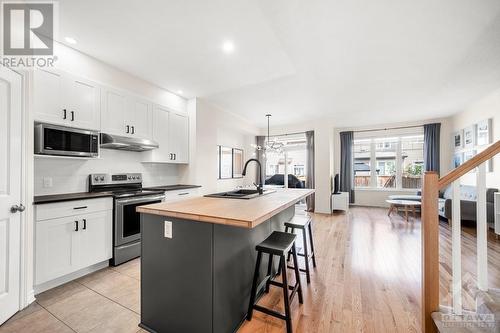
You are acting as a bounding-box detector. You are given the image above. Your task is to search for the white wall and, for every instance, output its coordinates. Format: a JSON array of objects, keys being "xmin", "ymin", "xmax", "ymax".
[
  {"xmin": 179, "ymin": 98, "xmax": 259, "ymax": 194},
  {"xmin": 333, "ymin": 118, "xmax": 452, "ymax": 207},
  {"xmin": 260, "ymin": 120, "xmax": 334, "ymax": 214},
  {"xmin": 33, "ymin": 43, "xmax": 187, "ymax": 195},
  {"xmin": 448, "ymin": 87, "xmax": 500, "ymax": 188}
]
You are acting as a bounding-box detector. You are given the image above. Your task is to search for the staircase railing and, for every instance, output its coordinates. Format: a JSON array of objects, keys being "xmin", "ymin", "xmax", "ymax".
[{"xmin": 421, "ymin": 140, "xmax": 500, "ymax": 332}]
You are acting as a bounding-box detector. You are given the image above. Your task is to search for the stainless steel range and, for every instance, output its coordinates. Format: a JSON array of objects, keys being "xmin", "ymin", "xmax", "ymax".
[{"xmin": 89, "ymin": 173, "xmax": 165, "ymax": 265}]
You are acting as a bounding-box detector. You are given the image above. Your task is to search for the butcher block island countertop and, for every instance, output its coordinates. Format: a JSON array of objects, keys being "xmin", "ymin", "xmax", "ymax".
[{"xmin": 136, "ymin": 188, "xmax": 314, "ymax": 228}]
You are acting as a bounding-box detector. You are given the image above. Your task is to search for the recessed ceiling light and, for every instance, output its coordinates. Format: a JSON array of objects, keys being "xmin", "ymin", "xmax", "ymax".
[
  {"xmin": 222, "ymin": 40, "xmax": 235, "ymax": 54},
  {"xmin": 177, "ymin": 90, "xmax": 183, "ymax": 95},
  {"xmin": 64, "ymin": 37, "xmax": 77, "ymax": 45}
]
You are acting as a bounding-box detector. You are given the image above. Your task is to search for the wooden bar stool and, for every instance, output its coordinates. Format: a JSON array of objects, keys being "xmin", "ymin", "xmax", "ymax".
[
  {"xmin": 247, "ymin": 231, "xmax": 303, "ymax": 333},
  {"xmin": 281, "ymin": 215, "xmax": 317, "ymax": 283}
]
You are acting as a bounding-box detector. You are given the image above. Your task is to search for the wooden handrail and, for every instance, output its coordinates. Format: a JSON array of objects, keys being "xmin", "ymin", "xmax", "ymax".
[{"xmin": 438, "ymin": 140, "xmax": 500, "ymax": 189}]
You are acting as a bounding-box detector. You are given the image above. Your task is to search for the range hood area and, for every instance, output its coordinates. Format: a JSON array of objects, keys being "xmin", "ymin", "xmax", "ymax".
[{"xmin": 100, "ymin": 133, "xmax": 159, "ymax": 152}]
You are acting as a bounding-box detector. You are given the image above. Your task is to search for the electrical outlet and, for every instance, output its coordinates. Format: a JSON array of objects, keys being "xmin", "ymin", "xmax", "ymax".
[
  {"xmin": 164, "ymin": 221, "xmax": 172, "ymax": 239},
  {"xmin": 43, "ymin": 177, "xmax": 53, "ymax": 188}
]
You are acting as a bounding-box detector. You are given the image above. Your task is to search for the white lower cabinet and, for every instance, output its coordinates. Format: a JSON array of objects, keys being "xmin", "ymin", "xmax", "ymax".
[{"xmin": 35, "ymin": 198, "xmax": 112, "ymax": 286}]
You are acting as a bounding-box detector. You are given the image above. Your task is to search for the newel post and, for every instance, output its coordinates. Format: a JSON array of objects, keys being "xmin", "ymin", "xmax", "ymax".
[{"xmin": 421, "ymin": 171, "xmax": 439, "ymax": 333}]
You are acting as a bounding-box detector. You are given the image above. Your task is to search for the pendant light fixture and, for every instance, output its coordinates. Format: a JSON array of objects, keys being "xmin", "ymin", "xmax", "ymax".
[{"xmin": 253, "ymin": 114, "xmax": 285, "ymax": 155}]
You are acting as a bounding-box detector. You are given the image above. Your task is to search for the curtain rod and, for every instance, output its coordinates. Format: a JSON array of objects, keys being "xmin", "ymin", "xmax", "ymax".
[
  {"xmin": 351, "ymin": 124, "xmax": 423, "ymax": 134},
  {"xmin": 260, "ymin": 131, "xmax": 307, "ymax": 138}
]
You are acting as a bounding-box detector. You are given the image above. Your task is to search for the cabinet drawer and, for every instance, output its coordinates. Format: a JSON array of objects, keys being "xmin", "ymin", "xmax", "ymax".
[
  {"xmin": 164, "ymin": 189, "xmax": 199, "ymax": 202},
  {"xmin": 36, "ymin": 197, "xmax": 113, "ymax": 221}
]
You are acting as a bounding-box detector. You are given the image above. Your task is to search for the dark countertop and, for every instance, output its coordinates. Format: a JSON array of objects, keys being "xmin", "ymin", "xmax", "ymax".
[
  {"xmin": 143, "ymin": 185, "xmax": 201, "ymax": 191},
  {"xmin": 33, "ymin": 192, "xmax": 114, "ymax": 205}
]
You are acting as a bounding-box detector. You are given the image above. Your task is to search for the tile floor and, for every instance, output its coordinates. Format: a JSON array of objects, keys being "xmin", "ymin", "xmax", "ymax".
[{"xmin": 0, "ymin": 258, "xmax": 146, "ymax": 333}]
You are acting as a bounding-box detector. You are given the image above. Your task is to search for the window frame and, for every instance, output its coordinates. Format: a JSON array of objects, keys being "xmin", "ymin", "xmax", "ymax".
[{"xmin": 353, "ymin": 132, "xmax": 424, "ymax": 191}]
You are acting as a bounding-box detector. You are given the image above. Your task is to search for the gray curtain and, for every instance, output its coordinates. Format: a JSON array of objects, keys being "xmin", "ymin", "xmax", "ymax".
[
  {"xmin": 424, "ymin": 123, "xmax": 441, "ymax": 175},
  {"xmin": 255, "ymin": 136, "xmax": 266, "ymax": 184},
  {"xmin": 340, "ymin": 131, "xmax": 355, "ymax": 203},
  {"xmin": 305, "ymin": 131, "xmax": 315, "ymax": 212}
]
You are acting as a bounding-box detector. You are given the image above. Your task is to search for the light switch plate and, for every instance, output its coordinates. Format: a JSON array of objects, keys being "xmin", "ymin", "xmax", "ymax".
[{"xmin": 164, "ymin": 221, "xmax": 172, "ymax": 239}]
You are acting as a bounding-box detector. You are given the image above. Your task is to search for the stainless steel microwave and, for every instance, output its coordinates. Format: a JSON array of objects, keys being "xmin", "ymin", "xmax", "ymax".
[{"xmin": 34, "ymin": 123, "xmax": 99, "ymax": 157}]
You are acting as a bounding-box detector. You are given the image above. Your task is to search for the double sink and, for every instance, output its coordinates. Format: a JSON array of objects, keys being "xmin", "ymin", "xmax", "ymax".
[{"xmin": 205, "ymin": 189, "xmax": 275, "ymax": 200}]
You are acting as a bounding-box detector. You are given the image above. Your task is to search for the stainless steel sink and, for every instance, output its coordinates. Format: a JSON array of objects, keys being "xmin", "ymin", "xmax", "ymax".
[{"xmin": 204, "ymin": 189, "xmax": 275, "ymax": 199}]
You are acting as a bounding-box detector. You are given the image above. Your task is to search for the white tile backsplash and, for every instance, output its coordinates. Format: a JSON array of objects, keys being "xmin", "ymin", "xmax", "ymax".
[{"xmin": 34, "ymin": 149, "xmax": 180, "ymax": 195}]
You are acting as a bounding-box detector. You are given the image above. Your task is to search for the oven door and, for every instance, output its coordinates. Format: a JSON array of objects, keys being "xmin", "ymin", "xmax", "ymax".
[{"xmin": 114, "ymin": 195, "xmax": 165, "ymax": 246}]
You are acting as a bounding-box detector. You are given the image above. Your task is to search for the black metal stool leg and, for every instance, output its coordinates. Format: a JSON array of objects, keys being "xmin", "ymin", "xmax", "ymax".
[
  {"xmin": 308, "ymin": 222, "xmax": 317, "ymax": 267},
  {"xmin": 265, "ymin": 254, "xmax": 273, "ymax": 293},
  {"xmin": 247, "ymin": 251, "xmax": 262, "ymax": 321},
  {"xmin": 291, "ymin": 245, "xmax": 303, "ymax": 304},
  {"xmin": 302, "ymin": 228, "xmax": 311, "ymax": 283},
  {"xmin": 280, "ymin": 254, "xmax": 292, "ymax": 333}
]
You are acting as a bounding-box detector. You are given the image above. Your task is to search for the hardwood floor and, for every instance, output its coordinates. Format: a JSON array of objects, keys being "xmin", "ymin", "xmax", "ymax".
[{"xmin": 1, "ymin": 206, "xmax": 499, "ymax": 333}]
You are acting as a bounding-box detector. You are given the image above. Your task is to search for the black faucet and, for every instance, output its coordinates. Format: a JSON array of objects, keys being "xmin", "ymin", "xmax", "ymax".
[{"xmin": 242, "ymin": 158, "xmax": 263, "ymax": 195}]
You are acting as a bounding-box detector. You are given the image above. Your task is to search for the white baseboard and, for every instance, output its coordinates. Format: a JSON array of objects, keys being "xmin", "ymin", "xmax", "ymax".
[{"xmin": 34, "ymin": 261, "xmax": 109, "ymax": 295}]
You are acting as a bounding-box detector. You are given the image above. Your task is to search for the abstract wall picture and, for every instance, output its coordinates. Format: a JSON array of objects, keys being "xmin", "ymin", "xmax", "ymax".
[
  {"xmin": 476, "ymin": 119, "xmax": 491, "ymax": 146},
  {"xmin": 463, "ymin": 126, "xmax": 475, "ymax": 149},
  {"xmin": 453, "ymin": 131, "xmax": 463, "ymax": 150}
]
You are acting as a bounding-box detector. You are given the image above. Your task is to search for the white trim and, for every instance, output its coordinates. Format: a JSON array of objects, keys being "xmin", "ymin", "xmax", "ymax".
[
  {"xmin": 476, "ymin": 163, "xmax": 488, "ymax": 291},
  {"xmin": 451, "ymin": 180, "xmax": 462, "ymax": 315},
  {"xmin": 34, "ymin": 261, "xmax": 109, "ymax": 295}
]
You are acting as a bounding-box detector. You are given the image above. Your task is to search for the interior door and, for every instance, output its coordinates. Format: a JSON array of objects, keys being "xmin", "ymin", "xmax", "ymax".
[{"xmin": 0, "ymin": 67, "xmax": 22, "ymax": 324}]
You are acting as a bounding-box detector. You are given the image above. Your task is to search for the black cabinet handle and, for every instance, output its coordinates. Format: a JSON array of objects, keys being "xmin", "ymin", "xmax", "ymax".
[
  {"xmin": 74, "ymin": 220, "xmax": 79, "ymax": 232},
  {"xmin": 82, "ymin": 219, "xmax": 87, "ymax": 230},
  {"xmin": 174, "ymin": 153, "xmax": 176, "ymax": 160},
  {"xmin": 73, "ymin": 206, "xmax": 87, "ymax": 210},
  {"xmin": 131, "ymin": 126, "xmax": 135, "ymax": 134},
  {"xmin": 63, "ymin": 109, "xmax": 67, "ymax": 119},
  {"xmin": 126, "ymin": 125, "xmax": 130, "ymax": 133},
  {"xmin": 178, "ymin": 192, "xmax": 189, "ymax": 196},
  {"xmin": 71, "ymin": 111, "xmax": 75, "ymax": 121}
]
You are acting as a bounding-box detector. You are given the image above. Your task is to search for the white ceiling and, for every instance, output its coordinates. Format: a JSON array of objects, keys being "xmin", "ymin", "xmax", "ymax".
[{"xmin": 59, "ymin": 0, "xmax": 500, "ymax": 127}]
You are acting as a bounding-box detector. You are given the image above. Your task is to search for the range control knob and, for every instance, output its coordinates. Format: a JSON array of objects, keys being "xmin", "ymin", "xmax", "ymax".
[
  {"xmin": 94, "ymin": 176, "xmax": 99, "ymax": 182},
  {"xmin": 100, "ymin": 176, "xmax": 105, "ymax": 181}
]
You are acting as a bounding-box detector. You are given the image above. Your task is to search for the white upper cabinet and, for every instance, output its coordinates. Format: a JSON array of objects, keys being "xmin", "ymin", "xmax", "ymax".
[
  {"xmin": 33, "ymin": 68, "xmax": 100, "ymax": 130},
  {"xmin": 169, "ymin": 112, "xmax": 189, "ymax": 163},
  {"xmin": 126, "ymin": 97, "xmax": 152, "ymax": 139},
  {"xmin": 101, "ymin": 87, "xmax": 152, "ymax": 139},
  {"xmin": 33, "ymin": 69, "xmax": 67, "ymax": 126},
  {"xmin": 67, "ymin": 75, "xmax": 100, "ymax": 130},
  {"xmin": 101, "ymin": 88, "xmax": 127, "ymax": 136},
  {"xmin": 144, "ymin": 106, "xmax": 189, "ymax": 163}
]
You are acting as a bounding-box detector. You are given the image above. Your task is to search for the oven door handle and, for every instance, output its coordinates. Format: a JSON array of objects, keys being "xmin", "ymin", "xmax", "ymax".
[{"xmin": 115, "ymin": 195, "xmax": 165, "ymax": 205}]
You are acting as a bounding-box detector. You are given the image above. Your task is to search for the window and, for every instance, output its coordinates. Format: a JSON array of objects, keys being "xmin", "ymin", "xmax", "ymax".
[{"xmin": 353, "ymin": 133, "xmax": 424, "ymax": 190}]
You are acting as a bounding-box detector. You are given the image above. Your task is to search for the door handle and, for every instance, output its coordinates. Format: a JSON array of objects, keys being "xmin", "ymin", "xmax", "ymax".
[
  {"xmin": 10, "ymin": 204, "xmax": 25, "ymax": 213},
  {"xmin": 82, "ymin": 219, "xmax": 87, "ymax": 230},
  {"xmin": 71, "ymin": 111, "xmax": 75, "ymax": 121},
  {"xmin": 126, "ymin": 125, "xmax": 130, "ymax": 133},
  {"xmin": 174, "ymin": 153, "xmax": 176, "ymax": 160},
  {"xmin": 63, "ymin": 109, "xmax": 67, "ymax": 119},
  {"xmin": 169, "ymin": 153, "xmax": 172, "ymax": 160},
  {"xmin": 73, "ymin": 206, "xmax": 88, "ymax": 210},
  {"xmin": 131, "ymin": 126, "xmax": 135, "ymax": 134},
  {"xmin": 74, "ymin": 220, "xmax": 79, "ymax": 232}
]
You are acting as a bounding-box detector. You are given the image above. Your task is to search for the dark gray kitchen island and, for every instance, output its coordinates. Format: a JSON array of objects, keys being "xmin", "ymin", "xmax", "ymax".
[{"xmin": 136, "ymin": 189, "xmax": 314, "ymax": 333}]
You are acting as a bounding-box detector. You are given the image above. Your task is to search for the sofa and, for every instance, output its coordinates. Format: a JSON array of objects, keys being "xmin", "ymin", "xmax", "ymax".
[{"xmin": 439, "ymin": 185, "xmax": 498, "ymax": 224}]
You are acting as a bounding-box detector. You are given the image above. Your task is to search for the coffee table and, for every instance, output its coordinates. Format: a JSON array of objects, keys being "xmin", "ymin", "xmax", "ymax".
[{"xmin": 386, "ymin": 199, "xmax": 421, "ymax": 222}]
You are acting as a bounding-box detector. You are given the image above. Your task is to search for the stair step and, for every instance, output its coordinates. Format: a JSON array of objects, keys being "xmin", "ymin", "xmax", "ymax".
[{"xmin": 477, "ymin": 289, "xmax": 500, "ymax": 318}]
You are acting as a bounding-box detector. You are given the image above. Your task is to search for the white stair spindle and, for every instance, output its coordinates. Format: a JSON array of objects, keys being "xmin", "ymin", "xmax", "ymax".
[
  {"xmin": 452, "ymin": 179, "xmax": 462, "ymax": 314},
  {"xmin": 476, "ymin": 163, "xmax": 488, "ymax": 291}
]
